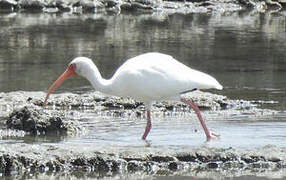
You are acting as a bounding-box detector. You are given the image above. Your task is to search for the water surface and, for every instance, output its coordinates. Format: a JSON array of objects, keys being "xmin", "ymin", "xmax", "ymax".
[
  {"xmin": 1, "ymin": 10, "xmax": 286, "ymax": 146},
  {"xmin": 1, "ymin": 10, "xmax": 286, "ymax": 179},
  {"xmin": 1, "ymin": 11, "xmax": 286, "ymax": 109}
]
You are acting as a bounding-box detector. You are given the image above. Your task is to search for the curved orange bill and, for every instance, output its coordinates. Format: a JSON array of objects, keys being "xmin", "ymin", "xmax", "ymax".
[{"xmin": 43, "ymin": 65, "xmax": 77, "ymax": 106}]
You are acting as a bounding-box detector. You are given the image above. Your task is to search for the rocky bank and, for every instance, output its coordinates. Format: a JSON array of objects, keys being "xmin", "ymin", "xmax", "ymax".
[
  {"xmin": 0, "ymin": 0, "xmax": 285, "ymax": 14},
  {"xmin": 0, "ymin": 143, "xmax": 286, "ymax": 179},
  {"xmin": 0, "ymin": 91, "xmax": 284, "ymax": 179}
]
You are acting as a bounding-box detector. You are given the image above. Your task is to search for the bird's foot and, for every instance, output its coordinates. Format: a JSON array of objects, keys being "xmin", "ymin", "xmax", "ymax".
[
  {"xmin": 142, "ymin": 139, "xmax": 151, "ymax": 147},
  {"xmin": 206, "ymin": 131, "xmax": 220, "ymax": 141}
]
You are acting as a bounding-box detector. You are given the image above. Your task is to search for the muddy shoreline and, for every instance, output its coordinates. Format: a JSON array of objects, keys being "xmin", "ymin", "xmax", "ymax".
[
  {"xmin": 0, "ymin": 0, "xmax": 285, "ymax": 14},
  {"xmin": 0, "ymin": 91, "xmax": 284, "ymax": 178},
  {"xmin": 1, "ymin": 143, "xmax": 286, "ymax": 179}
]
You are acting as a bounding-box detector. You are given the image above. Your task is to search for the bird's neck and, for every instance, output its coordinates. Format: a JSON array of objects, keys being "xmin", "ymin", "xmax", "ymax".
[{"xmin": 86, "ymin": 65, "xmax": 113, "ymax": 95}]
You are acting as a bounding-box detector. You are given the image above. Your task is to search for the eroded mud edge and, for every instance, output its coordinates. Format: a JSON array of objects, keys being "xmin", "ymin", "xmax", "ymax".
[
  {"xmin": 0, "ymin": 0, "xmax": 285, "ymax": 14},
  {"xmin": 0, "ymin": 91, "xmax": 284, "ymax": 178},
  {"xmin": 0, "ymin": 143, "xmax": 286, "ymax": 178},
  {"xmin": 0, "ymin": 90, "xmax": 278, "ymax": 135},
  {"xmin": 0, "ymin": 90, "xmax": 277, "ymax": 119}
]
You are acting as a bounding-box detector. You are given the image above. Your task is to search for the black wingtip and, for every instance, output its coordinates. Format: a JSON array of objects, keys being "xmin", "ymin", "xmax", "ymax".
[{"xmin": 180, "ymin": 88, "xmax": 198, "ymax": 95}]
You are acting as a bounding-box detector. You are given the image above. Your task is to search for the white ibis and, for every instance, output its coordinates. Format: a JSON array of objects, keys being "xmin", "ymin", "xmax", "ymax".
[{"xmin": 43, "ymin": 52, "xmax": 223, "ymax": 141}]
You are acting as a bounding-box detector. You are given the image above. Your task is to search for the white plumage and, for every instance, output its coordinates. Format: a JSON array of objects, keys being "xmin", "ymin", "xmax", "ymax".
[{"xmin": 44, "ymin": 52, "xmax": 222, "ymax": 141}]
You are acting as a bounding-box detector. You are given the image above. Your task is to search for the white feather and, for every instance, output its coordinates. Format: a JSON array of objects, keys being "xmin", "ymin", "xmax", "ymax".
[{"xmin": 72, "ymin": 52, "xmax": 223, "ymax": 102}]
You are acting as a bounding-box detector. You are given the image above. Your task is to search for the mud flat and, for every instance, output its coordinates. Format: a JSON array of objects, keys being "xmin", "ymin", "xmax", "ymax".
[
  {"xmin": 0, "ymin": 90, "xmax": 276, "ymax": 118},
  {"xmin": 0, "ymin": 0, "xmax": 285, "ymax": 14},
  {"xmin": 0, "ymin": 143, "xmax": 286, "ymax": 179},
  {"xmin": 0, "ymin": 91, "xmax": 284, "ymax": 178},
  {"xmin": 0, "ymin": 90, "xmax": 278, "ymax": 139}
]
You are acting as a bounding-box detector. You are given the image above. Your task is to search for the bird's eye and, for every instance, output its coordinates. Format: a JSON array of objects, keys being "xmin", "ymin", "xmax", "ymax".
[{"xmin": 70, "ymin": 63, "xmax": 76, "ymax": 71}]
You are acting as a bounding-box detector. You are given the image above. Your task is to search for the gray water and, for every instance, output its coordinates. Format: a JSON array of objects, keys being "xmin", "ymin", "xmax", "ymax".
[
  {"xmin": 1, "ymin": 10, "xmax": 286, "ymax": 179},
  {"xmin": 1, "ymin": 11, "xmax": 286, "ymax": 109}
]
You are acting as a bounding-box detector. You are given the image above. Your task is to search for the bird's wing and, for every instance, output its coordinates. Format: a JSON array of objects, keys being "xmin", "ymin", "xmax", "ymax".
[{"xmin": 109, "ymin": 52, "xmax": 222, "ymax": 101}]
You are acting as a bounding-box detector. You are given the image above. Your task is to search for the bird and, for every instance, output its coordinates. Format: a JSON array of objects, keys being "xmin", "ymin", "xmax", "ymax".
[{"xmin": 43, "ymin": 52, "xmax": 223, "ymax": 141}]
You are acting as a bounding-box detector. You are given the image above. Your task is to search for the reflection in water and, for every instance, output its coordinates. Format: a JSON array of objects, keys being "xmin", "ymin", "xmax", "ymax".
[
  {"xmin": 64, "ymin": 111, "xmax": 286, "ymax": 148},
  {"xmin": 0, "ymin": 11, "xmax": 286, "ymax": 110},
  {"xmin": 0, "ymin": 11, "xmax": 286, "ymax": 136},
  {"xmin": 0, "ymin": 133, "xmax": 66, "ymax": 144},
  {"xmin": 1, "ymin": 11, "xmax": 286, "ymax": 179}
]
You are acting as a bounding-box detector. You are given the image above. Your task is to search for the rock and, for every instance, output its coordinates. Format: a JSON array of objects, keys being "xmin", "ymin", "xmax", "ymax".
[
  {"xmin": 168, "ymin": 161, "xmax": 178, "ymax": 170},
  {"xmin": 43, "ymin": 7, "xmax": 59, "ymax": 13},
  {"xmin": 130, "ymin": 1, "xmax": 154, "ymax": 10},
  {"xmin": 0, "ymin": 144, "xmax": 285, "ymax": 178},
  {"xmin": 149, "ymin": 155, "xmax": 175, "ymax": 162},
  {"xmin": 0, "ymin": 0, "xmax": 284, "ymax": 13},
  {"xmin": 55, "ymin": 0, "xmax": 72, "ymax": 11},
  {"xmin": 207, "ymin": 162, "xmax": 219, "ymax": 168},
  {"xmin": 18, "ymin": 0, "xmax": 46, "ymax": 10},
  {"xmin": 0, "ymin": 0, "xmax": 17, "ymax": 9},
  {"xmin": 0, "ymin": 90, "xmax": 278, "ymax": 122},
  {"xmin": 0, "ymin": 129, "xmax": 25, "ymax": 138},
  {"xmin": 6, "ymin": 105, "xmax": 83, "ymax": 136},
  {"xmin": 76, "ymin": 0, "xmax": 104, "ymax": 11},
  {"xmin": 176, "ymin": 154, "xmax": 198, "ymax": 162}
]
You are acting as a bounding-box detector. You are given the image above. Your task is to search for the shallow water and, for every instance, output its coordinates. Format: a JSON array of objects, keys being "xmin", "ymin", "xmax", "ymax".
[
  {"xmin": 62, "ymin": 112, "xmax": 286, "ymax": 149},
  {"xmin": 1, "ymin": 10, "xmax": 286, "ymax": 179},
  {"xmin": 1, "ymin": 110, "xmax": 286, "ymax": 149}
]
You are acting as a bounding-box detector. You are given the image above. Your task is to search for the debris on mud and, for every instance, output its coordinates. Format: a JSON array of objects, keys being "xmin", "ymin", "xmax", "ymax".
[
  {"xmin": 0, "ymin": 90, "xmax": 276, "ymax": 133},
  {"xmin": 6, "ymin": 105, "xmax": 83, "ymax": 136},
  {"xmin": 0, "ymin": 143, "xmax": 286, "ymax": 178},
  {"xmin": 0, "ymin": 90, "xmax": 276, "ymax": 120},
  {"xmin": 0, "ymin": 0, "xmax": 285, "ymax": 14},
  {"xmin": 0, "ymin": 90, "xmax": 282, "ymax": 178}
]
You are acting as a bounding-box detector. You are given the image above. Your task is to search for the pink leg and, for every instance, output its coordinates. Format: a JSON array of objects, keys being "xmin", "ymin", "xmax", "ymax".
[
  {"xmin": 142, "ymin": 110, "xmax": 151, "ymax": 140},
  {"xmin": 181, "ymin": 98, "xmax": 219, "ymax": 141}
]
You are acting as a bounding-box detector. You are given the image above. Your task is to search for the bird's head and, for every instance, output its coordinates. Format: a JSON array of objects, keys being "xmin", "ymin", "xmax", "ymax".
[
  {"xmin": 69, "ymin": 57, "xmax": 95, "ymax": 77},
  {"xmin": 43, "ymin": 57, "xmax": 94, "ymax": 106}
]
